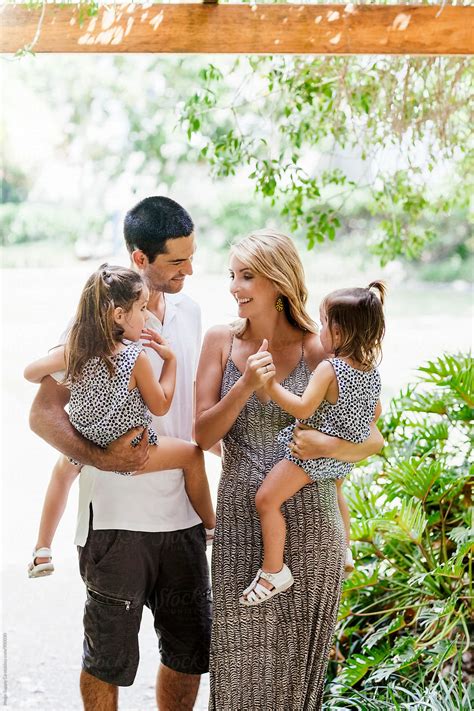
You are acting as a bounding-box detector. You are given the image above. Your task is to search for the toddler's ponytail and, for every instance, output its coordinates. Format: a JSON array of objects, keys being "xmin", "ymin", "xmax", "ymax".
[{"xmin": 367, "ymin": 280, "xmax": 387, "ymax": 306}]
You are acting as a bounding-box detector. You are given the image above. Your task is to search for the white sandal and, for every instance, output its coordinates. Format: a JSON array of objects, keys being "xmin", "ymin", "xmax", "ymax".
[
  {"xmin": 28, "ymin": 548, "xmax": 54, "ymax": 578},
  {"xmin": 239, "ymin": 564, "xmax": 294, "ymax": 606}
]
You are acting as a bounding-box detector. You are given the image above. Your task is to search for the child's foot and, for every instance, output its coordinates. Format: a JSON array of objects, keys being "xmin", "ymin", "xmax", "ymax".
[
  {"xmin": 28, "ymin": 548, "xmax": 54, "ymax": 578},
  {"xmin": 344, "ymin": 548, "xmax": 355, "ymax": 577},
  {"xmin": 239, "ymin": 564, "xmax": 294, "ymax": 606}
]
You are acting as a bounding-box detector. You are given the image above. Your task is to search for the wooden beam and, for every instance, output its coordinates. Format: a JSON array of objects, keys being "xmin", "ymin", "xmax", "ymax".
[{"xmin": 1, "ymin": 4, "xmax": 473, "ymax": 55}]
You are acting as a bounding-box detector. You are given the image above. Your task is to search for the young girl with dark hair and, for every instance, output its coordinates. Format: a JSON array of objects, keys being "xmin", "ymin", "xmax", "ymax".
[
  {"xmin": 240, "ymin": 282, "xmax": 386, "ymax": 605},
  {"xmin": 25, "ymin": 263, "xmax": 215, "ymax": 578}
]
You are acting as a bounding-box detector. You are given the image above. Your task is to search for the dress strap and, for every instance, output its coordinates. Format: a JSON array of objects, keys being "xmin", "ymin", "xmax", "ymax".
[
  {"xmin": 301, "ymin": 331, "xmax": 306, "ymax": 358},
  {"xmin": 222, "ymin": 331, "xmax": 235, "ymax": 373}
]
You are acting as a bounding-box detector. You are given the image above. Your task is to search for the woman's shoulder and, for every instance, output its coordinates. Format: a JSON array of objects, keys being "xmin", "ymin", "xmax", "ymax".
[
  {"xmin": 202, "ymin": 324, "xmax": 233, "ymax": 358},
  {"xmin": 200, "ymin": 324, "xmax": 234, "ymax": 372},
  {"xmin": 304, "ymin": 331, "xmax": 325, "ymax": 370},
  {"xmin": 203, "ymin": 323, "xmax": 233, "ymax": 343}
]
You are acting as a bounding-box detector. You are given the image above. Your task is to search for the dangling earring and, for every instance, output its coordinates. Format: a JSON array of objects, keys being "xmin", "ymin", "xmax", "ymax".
[{"xmin": 275, "ymin": 296, "xmax": 284, "ymax": 312}]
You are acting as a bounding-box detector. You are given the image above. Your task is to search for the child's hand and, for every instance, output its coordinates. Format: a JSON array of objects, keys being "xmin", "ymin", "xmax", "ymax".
[
  {"xmin": 263, "ymin": 370, "xmax": 276, "ymax": 392},
  {"xmin": 141, "ymin": 328, "xmax": 175, "ymax": 361}
]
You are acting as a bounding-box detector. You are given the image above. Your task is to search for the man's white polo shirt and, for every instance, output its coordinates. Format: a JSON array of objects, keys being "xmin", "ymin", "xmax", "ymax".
[{"xmin": 73, "ymin": 292, "xmax": 202, "ymax": 546}]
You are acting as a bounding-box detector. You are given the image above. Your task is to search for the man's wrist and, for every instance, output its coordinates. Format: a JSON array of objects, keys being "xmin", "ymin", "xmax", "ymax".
[{"xmin": 86, "ymin": 442, "xmax": 109, "ymax": 470}]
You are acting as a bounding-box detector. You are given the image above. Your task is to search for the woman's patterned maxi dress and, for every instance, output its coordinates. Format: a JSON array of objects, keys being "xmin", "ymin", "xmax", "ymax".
[{"xmin": 209, "ymin": 341, "xmax": 346, "ymax": 710}]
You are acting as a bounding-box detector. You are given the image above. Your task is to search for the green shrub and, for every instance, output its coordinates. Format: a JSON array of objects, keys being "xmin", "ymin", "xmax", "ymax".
[
  {"xmin": 324, "ymin": 673, "xmax": 472, "ymax": 710},
  {"xmin": 327, "ymin": 353, "xmax": 473, "ymax": 699},
  {"xmin": 0, "ymin": 203, "xmax": 103, "ymax": 246}
]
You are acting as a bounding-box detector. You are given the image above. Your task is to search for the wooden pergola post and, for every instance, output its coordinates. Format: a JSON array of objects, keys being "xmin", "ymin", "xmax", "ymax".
[{"xmin": 1, "ymin": 4, "xmax": 473, "ymax": 55}]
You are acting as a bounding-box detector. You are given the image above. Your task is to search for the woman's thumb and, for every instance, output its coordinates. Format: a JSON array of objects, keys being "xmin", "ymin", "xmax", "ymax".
[{"xmin": 258, "ymin": 338, "xmax": 268, "ymax": 352}]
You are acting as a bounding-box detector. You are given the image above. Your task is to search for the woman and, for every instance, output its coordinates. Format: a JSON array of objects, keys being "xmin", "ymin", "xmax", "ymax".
[{"xmin": 195, "ymin": 230, "xmax": 377, "ymax": 709}]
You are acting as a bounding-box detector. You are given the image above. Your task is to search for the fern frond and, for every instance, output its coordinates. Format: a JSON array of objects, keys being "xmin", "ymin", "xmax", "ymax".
[
  {"xmin": 448, "ymin": 524, "xmax": 474, "ymax": 546},
  {"xmin": 376, "ymin": 499, "xmax": 427, "ymax": 544},
  {"xmin": 418, "ymin": 352, "xmax": 474, "ymax": 407},
  {"xmin": 384, "ymin": 456, "xmax": 444, "ymax": 501},
  {"xmin": 342, "ymin": 567, "xmax": 379, "ymax": 595},
  {"xmin": 425, "ymin": 639, "xmax": 462, "ymax": 677}
]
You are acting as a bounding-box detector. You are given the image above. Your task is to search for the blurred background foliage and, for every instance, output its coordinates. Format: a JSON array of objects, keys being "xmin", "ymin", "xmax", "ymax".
[{"xmin": 1, "ymin": 54, "xmax": 473, "ymax": 281}]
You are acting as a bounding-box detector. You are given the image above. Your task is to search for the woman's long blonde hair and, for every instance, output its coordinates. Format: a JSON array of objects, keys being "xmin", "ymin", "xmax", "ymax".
[{"xmin": 230, "ymin": 229, "xmax": 316, "ymax": 336}]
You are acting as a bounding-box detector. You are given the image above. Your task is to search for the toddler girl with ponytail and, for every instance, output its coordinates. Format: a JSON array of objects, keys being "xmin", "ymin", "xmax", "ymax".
[{"xmin": 240, "ymin": 282, "xmax": 386, "ymax": 606}]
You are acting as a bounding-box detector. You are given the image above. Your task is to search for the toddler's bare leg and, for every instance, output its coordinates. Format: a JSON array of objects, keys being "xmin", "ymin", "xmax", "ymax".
[
  {"xmin": 35, "ymin": 455, "xmax": 81, "ymax": 562},
  {"xmin": 336, "ymin": 479, "xmax": 354, "ymax": 573},
  {"xmin": 142, "ymin": 439, "xmax": 215, "ymax": 530},
  {"xmin": 255, "ymin": 460, "xmax": 311, "ymax": 577},
  {"xmin": 336, "ymin": 479, "xmax": 351, "ymax": 546}
]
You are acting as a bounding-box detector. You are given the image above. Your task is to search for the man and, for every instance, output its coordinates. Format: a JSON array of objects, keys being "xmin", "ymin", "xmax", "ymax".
[{"xmin": 29, "ymin": 196, "xmax": 211, "ymax": 711}]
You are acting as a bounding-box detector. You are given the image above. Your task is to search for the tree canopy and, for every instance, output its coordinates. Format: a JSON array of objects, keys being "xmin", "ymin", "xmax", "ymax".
[
  {"xmin": 181, "ymin": 56, "xmax": 473, "ymax": 266},
  {"xmin": 2, "ymin": 53, "xmax": 473, "ymax": 278}
]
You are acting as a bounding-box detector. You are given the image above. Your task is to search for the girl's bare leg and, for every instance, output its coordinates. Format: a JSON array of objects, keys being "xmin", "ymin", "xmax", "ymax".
[
  {"xmin": 336, "ymin": 479, "xmax": 354, "ymax": 572},
  {"xmin": 34, "ymin": 455, "xmax": 81, "ymax": 563},
  {"xmin": 336, "ymin": 479, "xmax": 351, "ymax": 546},
  {"xmin": 141, "ymin": 438, "xmax": 215, "ymax": 530},
  {"xmin": 255, "ymin": 460, "xmax": 311, "ymax": 580}
]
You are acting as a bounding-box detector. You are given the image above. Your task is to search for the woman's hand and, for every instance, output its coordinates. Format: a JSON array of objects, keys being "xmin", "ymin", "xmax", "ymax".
[
  {"xmin": 289, "ymin": 422, "xmax": 320, "ymax": 460},
  {"xmin": 290, "ymin": 421, "xmax": 384, "ymax": 462},
  {"xmin": 242, "ymin": 339, "xmax": 275, "ymax": 392},
  {"xmin": 141, "ymin": 328, "xmax": 175, "ymax": 362}
]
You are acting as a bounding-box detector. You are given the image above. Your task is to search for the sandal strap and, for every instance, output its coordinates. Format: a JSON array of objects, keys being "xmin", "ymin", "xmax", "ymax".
[
  {"xmin": 246, "ymin": 583, "xmax": 273, "ymax": 603},
  {"xmin": 254, "ymin": 583, "xmax": 273, "ymax": 599},
  {"xmin": 259, "ymin": 570, "xmax": 278, "ymax": 584},
  {"xmin": 259, "ymin": 566, "xmax": 288, "ymax": 586},
  {"xmin": 32, "ymin": 547, "xmax": 52, "ymax": 558},
  {"xmin": 241, "ymin": 569, "xmax": 263, "ymax": 597}
]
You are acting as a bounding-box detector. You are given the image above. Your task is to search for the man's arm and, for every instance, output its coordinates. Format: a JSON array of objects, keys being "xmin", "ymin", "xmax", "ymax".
[
  {"xmin": 29, "ymin": 376, "xmax": 150, "ymax": 472},
  {"xmin": 292, "ymin": 421, "xmax": 384, "ymax": 463}
]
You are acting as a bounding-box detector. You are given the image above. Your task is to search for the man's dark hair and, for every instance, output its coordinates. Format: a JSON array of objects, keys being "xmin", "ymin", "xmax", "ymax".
[{"xmin": 124, "ymin": 196, "xmax": 194, "ymax": 263}]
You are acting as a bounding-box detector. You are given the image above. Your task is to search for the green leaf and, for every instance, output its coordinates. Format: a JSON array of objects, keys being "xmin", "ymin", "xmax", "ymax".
[
  {"xmin": 364, "ymin": 615, "xmax": 406, "ymax": 650},
  {"xmin": 375, "ymin": 499, "xmax": 427, "ymax": 545},
  {"xmin": 418, "ymin": 352, "xmax": 474, "ymax": 407},
  {"xmin": 384, "ymin": 456, "xmax": 444, "ymax": 502},
  {"xmin": 335, "ymin": 644, "xmax": 391, "ymax": 687}
]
